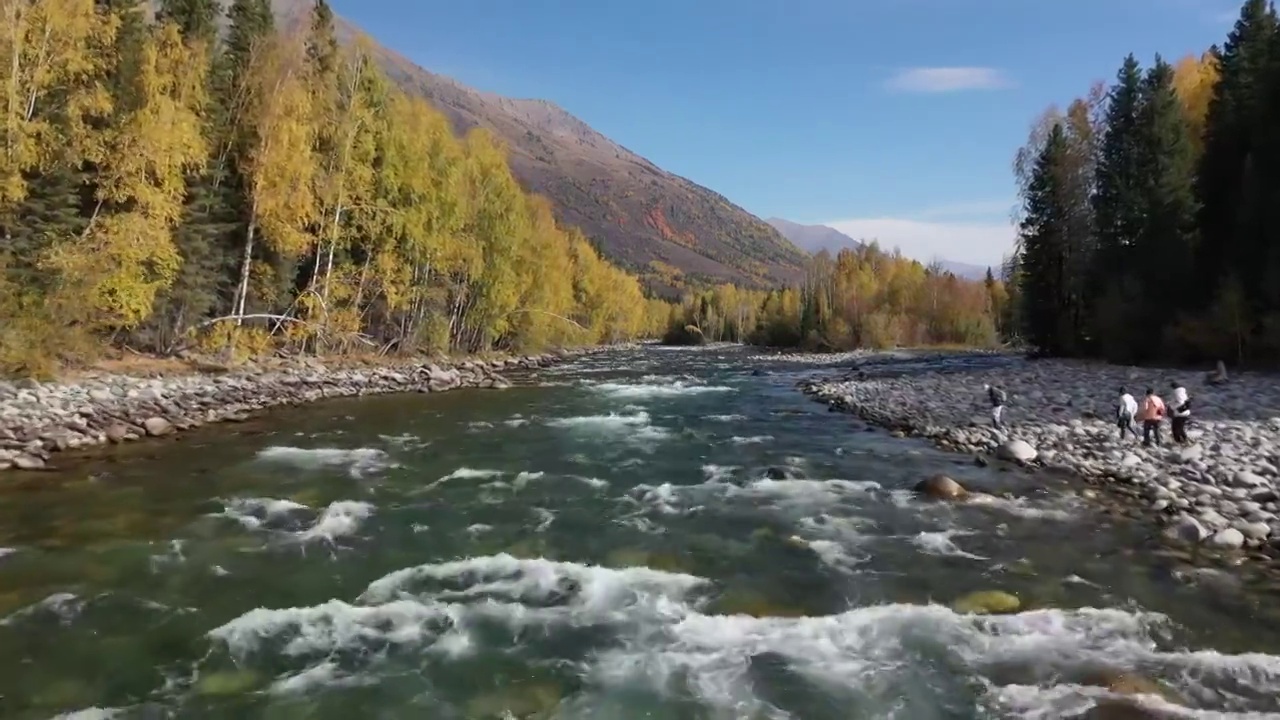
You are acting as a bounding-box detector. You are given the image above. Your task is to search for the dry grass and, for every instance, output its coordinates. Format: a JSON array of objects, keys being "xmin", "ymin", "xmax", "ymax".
[{"xmin": 59, "ymin": 350, "xmax": 203, "ymax": 382}]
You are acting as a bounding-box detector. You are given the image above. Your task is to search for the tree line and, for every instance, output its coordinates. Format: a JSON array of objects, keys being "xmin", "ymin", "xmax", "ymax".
[
  {"xmin": 0, "ymin": 0, "xmax": 668, "ymax": 377},
  {"xmin": 1012, "ymin": 0, "xmax": 1280, "ymax": 366},
  {"xmin": 664, "ymin": 242, "xmax": 1007, "ymax": 350}
]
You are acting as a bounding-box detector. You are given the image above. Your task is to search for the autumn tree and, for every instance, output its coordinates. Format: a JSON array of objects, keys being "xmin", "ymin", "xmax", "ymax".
[
  {"xmin": 1172, "ymin": 51, "xmax": 1220, "ymax": 157},
  {"xmin": 0, "ymin": 0, "xmax": 670, "ymax": 375},
  {"xmin": 43, "ymin": 20, "xmax": 210, "ymax": 331}
]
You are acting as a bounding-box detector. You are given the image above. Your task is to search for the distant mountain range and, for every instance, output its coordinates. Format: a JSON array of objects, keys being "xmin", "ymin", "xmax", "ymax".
[{"xmin": 765, "ymin": 218, "xmax": 992, "ymax": 281}]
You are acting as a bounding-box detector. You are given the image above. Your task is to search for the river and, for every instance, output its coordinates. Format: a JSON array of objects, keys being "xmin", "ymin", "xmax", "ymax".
[{"xmin": 1, "ymin": 346, "xmax": 1278, "ymax": 719}]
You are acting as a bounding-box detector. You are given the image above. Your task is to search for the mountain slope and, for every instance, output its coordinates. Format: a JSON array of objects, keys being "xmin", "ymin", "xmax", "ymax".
[
  {"xmin": 766, "ymin": 218, "xmax": 863, "ymax": 254},
  {"xmin": 264, "ymin": 0, "xmax": 808, "ymax": 295},
  {"xmin": 934, "ymin": 260, "xmax": 992, "ymax": 281},
  {"xmin": 768, "ymin": 218, "xmax": 992, "ymax": 280}
]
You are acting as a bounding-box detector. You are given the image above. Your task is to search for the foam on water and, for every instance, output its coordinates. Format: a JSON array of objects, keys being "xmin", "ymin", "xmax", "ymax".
[
  {"xmin": 422, "ymin": 467, "xmax": 505, "ymax": 492},
  {"xmin": 588, "ymin": 378, "xmax": 735, "ymax": 399},
  {"xmin": 255, "ymin": 446, "xmax": 394, "ymax": 479},
  {"xmin": 730, "ymin": 435, "xmax": 774, "ymax": 444},
  {"xmin": 546, "ymin": 410, "xmax": 672, "ymax": 444},
  {"xmin": 1, "ymin": 592, "xmax": 86, "ymax": 627},
  {"xmin": 48, "ymin": 709, "xmax": 122, "ymax": 720},
  {"xmin": 213, "ymin": 497, "xmax": 374, "ymax": 545},
  {"xmin": 512, "ymin": 471, "xmax": 546, "ymax": 489},
  {"xmin": 203, "ymin": 553, "xmax": 1280, "ymax": 717},
  {"xmin": 378, "ymin": 433, "xmax": 429, "ymax": 450},
  {"xmin": 701, "ymin": 464, "xmax": 738, "ymax": 482},
  {"xmin": 911, "ymin": 530, "xmax": 988, "ymax": 560},
  {"xmin": 216, "ymin": 497, "xmax": 309, "ymax": 530},
  {"xmin": 297, "ymin": 501, "xmax": 375, "ymax": 542}
]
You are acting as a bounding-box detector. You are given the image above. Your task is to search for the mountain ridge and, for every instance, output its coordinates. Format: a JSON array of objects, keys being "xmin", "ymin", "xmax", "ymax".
[
  {"xmin": 766, "ymin": 218, "xmax": 992, "ymax": 281},
  {"xmin": 264, "ymin": 0, "xmax": 809, "ymax": 296}
]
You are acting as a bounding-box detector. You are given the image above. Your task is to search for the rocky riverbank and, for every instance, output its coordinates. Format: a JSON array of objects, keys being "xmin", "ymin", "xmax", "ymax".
[
  {"xmin": 0, "ymin": 349, "xmax": 595, "ymax": 472},
  {"xmin": 801, "ymin": 354, "xmax": 1280, "ymax": 556},
  {"xmin": 747, "ymin": 347, "xmax": 1003, "ymax": 367}
]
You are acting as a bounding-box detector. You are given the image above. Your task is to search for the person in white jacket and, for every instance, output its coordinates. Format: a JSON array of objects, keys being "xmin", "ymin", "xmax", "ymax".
[
  {"xmin": 1169, "ymin": 380, "xmax": 1191, "ymax": 444},
  {"xmin": 1116, "ymin": 386, "xmax": 1139, "ymax": 440}
]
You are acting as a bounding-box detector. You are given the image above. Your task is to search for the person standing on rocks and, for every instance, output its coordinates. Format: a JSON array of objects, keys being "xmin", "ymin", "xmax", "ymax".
[
  {"xmin": 983, "ymin": 383, "xmax": 1007, "ymax": 429},
  {"xmin": 1139, "ymin": 387, "xmax": 1166, "ymax": 447},
  {"xmin": 1116, "ymin": 386, "xmax": 1139, "ymax": 440},
  {"xmin": 1169, "ymin": 380, "xmax": 1192, "ymax": 445}
]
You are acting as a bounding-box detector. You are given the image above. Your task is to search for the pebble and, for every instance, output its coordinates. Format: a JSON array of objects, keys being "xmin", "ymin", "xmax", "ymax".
[
  {"xmin": 0, "ymin": 349, "xmax": 597, "ymax": 472},
  {"xmin": 799, "ymin": 352, "xmax": 1280, "ymax": 561}
]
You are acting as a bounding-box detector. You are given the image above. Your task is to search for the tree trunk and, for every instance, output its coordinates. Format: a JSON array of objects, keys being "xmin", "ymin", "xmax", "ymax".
[{"xmin": 227, "ymin": 211, "xmax": 259, "ymax": 358}]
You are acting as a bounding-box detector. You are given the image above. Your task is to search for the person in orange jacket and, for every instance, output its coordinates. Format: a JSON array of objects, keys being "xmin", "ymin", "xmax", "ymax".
[{"xmin": 1138, "ymin": 387, "xmax": 1166, "ymax": 448}]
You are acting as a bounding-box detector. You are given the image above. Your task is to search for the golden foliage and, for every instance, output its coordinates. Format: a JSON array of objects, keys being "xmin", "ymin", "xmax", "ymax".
[
  {"xmin": 43, "ymin": 21, "xmax": 209, "ymax": 329},
  {"xmin": 670, "ymin": 244, "xmax": 1001, "ymax": 350},
  {"xmin": 0, "ymin": 0, "xmax": 115, "ymax": 209},
  {"xmin": 0, "ymin": 10, "xmax": 671, "ymax": 375}
]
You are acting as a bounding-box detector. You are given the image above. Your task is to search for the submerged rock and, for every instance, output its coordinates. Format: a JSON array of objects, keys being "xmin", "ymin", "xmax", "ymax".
[
  {"xmin": 913, "ymin": 474, "xmax": 968, "ymax": 501},
  {"xmin": 603, "ymin": 547, "xmax": 693, "ymax": 574},
  {"xmin": 950, "ymin": 590, "xmax": 1021, "ymax": 615},
  {"xmin": 1075, "ymin": 699, "xmax": 1168, "ymax": 720},
  {"xmin": 466, "ymin": 678, "xmax": 562, "ymax": 719},
  {"xmin": 195, "ymin": 669, "xmax": 260, "ymax": 696},
  {"xmin": 706, "ymin": 588, "xmax": 811, "ymax": 618},
  {"xmin": 1077, "ymin": 668, "xmax": 1183, "ymax": 705},
  {"xmin": 764, "ymin": 466, "xmax": 802, "ymax": 481}
]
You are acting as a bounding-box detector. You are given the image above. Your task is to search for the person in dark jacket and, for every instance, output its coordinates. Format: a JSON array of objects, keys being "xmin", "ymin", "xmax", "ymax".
[{"xmin": 983, "ymin": 383, "xmax": 1007, "ymax": 429}]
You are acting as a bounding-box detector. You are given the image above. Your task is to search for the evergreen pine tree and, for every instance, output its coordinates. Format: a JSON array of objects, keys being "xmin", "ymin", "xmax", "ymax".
[
  {"xmin": 1087, "ymin": 55, "xmax": 1151, "ymax": 359},
  {"xmin": 1257, "ymin": 8, "xmax": 1280, "ymax": 316},
  {"xmin": 307, "ymin": 0, "xmax": 339, "ymax": 77},
  {"xmin": 1130, "ymin": 55, "xmax": 1200, "ymax": 359},
  {"xmin": 1018, "ymin": 123, "xmax": 1075, "ymax": 355},
  {"xmin": 1195, "ymin": 0, "xmax": 1276, "ymax": 308},
  {"xmin": 157, "ymin": 0, "xmax": 223, "ymax": 46},
  {"xmin": 1092, "ymin": 55, "xmax": 1146, "ymax": 282},
  {"xmin": 224, "ymin": 0, "xmax": 275, "ymax": 86}
]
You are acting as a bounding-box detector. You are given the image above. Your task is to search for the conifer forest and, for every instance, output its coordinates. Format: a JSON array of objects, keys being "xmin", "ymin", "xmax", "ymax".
[{"xmin": 1012, "ymin": 0, "xmax": 1280, "ymax": 366}]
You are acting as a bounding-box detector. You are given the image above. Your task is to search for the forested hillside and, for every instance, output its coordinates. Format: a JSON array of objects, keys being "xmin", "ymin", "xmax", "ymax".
[
  {"xmin": 664, "ymin": 242, "xmax": 1008, "ymax": 350},
  {"xmin": 0, "ymin": 0, "xmax": 669, "ymax": 377},
  {"xmin": 254, "ymin": 0, "xmax": 809, "ymax": 295},
  {"xmin": 1011, "ymin": 0, "xmax": 1280, "ymax": 366}
]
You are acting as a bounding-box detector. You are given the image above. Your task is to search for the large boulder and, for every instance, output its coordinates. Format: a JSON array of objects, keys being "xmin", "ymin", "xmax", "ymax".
[
  {"xmin": 913, "ymin": 474, "xmax": 968, "ymax": 501},
  {"xmin": 996, "ymin": 439, "xmax": 1038, "ymax": 463},
  {"xmin": 142, "ymin": 417, "xmax": 174, "ymax": 437}
]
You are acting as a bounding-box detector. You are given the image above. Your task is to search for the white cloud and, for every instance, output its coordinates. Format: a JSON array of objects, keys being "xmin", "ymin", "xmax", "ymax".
[
  {"xmin": 884, "ymin": 67, "xmax": 1013, "ymax": 93},
  {"xmin": 819, "ymin": 216, "xmax": 1016, "ymax": 267},
  {"xmin": 916, "ymin": 199, "xmax": 1016, "ymax": 221}
]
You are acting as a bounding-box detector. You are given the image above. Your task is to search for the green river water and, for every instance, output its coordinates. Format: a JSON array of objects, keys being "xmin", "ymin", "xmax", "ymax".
[{"xmin": 1, "ymin": 346, "xmax": 1279, "ymax": 719}]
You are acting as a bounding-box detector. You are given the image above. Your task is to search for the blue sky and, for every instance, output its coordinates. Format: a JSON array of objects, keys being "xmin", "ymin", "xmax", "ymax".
[{"xmin": 329, "ymin": 0, "xmax": 1241, "ymax": 267}]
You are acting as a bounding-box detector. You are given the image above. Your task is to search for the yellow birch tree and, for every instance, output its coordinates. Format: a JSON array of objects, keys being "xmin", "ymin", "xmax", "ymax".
[{"xmin": 43, "ymin": 21, "xmax": 209, "ymax": 329}]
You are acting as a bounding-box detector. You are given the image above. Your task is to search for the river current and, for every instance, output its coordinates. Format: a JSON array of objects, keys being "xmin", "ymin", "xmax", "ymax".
[{"xmin": 1, "ymin": 346, "xmax": 1279, "ymax": 719}]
